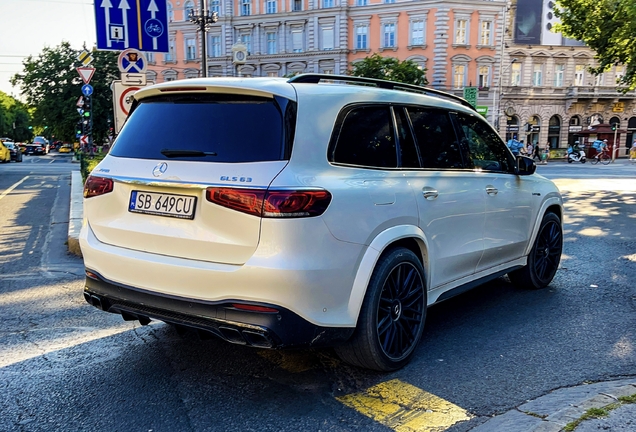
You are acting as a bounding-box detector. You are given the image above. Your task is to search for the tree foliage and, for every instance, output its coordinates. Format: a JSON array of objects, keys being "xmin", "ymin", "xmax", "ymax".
[
  {"xmin": 0, "ymin": 92, "xmax": 31, "ymax": 142},
  {"xmin": 349, "ymin": 54, "xmax": 428, "ymax": 86},
  {"xmin": 555, "ymin": 0, "xmax": 636, "ymax": 90},
  {"xmin": 11, "ymin": 42, "xmax": 119, "ymax": 143}
]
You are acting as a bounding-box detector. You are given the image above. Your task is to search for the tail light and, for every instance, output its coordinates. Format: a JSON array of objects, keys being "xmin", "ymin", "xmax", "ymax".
[
  {"xmin": 84, "ymin": 175, "xmax": 114, "ymax": 198},
  {"xmin": 206, "ymin": 187, "xmax": 331, "ymax": 218}
]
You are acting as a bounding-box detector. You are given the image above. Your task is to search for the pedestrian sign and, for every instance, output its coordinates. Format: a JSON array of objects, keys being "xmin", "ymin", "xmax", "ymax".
[{"xmin": 94, "ymin": 0, "xmax": 169, "ymax": 53}]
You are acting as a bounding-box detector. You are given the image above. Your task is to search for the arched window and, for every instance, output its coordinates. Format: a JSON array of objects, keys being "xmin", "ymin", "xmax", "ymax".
[
  {"xmin": 548, "ymin": 115, "xmax": 561, "ymax": 148},
  {"xmin": 184, "ymin": 0, "xmax": 195, "ymax": 20},
  {"xmin": 167, "ymin": 2, "xmax": 174, "ymax": 22},
  {"xmin": 569, "ymin": 116, "xmax": 581, "ymax": 126}
]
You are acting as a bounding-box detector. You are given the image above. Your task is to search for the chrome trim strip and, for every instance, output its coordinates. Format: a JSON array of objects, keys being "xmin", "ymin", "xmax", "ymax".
[{"xmin": 97, "ymin": 175, "xmax": 324, "ymax": 191}]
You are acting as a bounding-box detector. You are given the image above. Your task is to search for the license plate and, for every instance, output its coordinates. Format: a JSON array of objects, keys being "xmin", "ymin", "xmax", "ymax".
[{"xmin": 129, "ymin": 190, "xmax": 197, "ymax": 219}]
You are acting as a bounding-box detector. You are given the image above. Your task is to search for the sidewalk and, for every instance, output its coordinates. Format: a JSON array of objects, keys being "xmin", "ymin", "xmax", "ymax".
[
  {"xmin": 66, "ymin": 170, "xmax": 636, "ymax": 431},
  {"xmin": 469, "ymin": 378, "xmax": 636, "ymax": 431}
]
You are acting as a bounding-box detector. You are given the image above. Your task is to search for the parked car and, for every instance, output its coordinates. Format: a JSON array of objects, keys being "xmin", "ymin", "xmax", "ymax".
[
  {"xmin": 0, "ymin": 141, "xmax": 10, "ymax": 162},
  {"xmin": 33, "ymin": 136, "xmax": 49, "ymax": 154},
  {"xmin": 25, "ymin": 144, "xmax": 45, "ymax": 156},
  {"xmin": 4, "ymin": 142, "xmax": 23, "ymax": 162},
  {"xmin": 80, "ymin": 75, "xmax": 564, "ymax": 371},
  {"xmin": 17, "ymin": 142, "xmax": 27, "ymax": 152},
  {"xmin": 59, "ymin": 143, "xmax": 73, "ymax": 153}
]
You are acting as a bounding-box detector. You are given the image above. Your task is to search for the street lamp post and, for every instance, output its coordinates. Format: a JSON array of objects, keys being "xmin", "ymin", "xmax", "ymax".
[
  {"xmin": 493, "ymin": 58, "xmax": 518, "ymax": 133},
  {"xmin": 188, "ymin": 0, "xmax": 218, "ymax": 78}
]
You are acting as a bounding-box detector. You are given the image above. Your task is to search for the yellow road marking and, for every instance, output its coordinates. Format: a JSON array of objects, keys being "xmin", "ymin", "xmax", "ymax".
[{"xmin": 337, "ymin": 379, "xmax": 472, "ymax": 432}]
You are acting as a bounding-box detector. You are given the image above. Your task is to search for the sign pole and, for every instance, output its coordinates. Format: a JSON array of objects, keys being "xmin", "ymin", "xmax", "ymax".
[{"xmin": 612, "ymin": 126, "xmax": 618, "ymax": 162}]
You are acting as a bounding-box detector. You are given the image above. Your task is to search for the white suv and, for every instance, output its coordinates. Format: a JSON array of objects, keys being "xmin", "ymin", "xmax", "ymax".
[{"xmin": 80, "ymin": 75, "xmax": 563, "ymax": 371}]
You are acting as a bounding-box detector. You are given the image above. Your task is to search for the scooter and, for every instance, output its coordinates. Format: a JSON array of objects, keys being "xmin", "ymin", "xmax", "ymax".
[{"xmin": 567, "ymin": 147, "xmax": 586, "ymax": 163}]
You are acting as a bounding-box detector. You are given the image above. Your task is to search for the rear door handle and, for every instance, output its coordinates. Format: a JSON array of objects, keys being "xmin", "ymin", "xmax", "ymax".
[{"xmin": 422, "ymin": 187, "xmax": 439, "ymax": 200}]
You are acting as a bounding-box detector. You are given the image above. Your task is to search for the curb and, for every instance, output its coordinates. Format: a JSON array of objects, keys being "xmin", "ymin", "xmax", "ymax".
[
  {"xmin": 470, "ymin": 378, "xmax": 636, "ymax": 431},
  {"xmin": 67, "ymin": 170, "xmax": 83, "ymax": 257}
]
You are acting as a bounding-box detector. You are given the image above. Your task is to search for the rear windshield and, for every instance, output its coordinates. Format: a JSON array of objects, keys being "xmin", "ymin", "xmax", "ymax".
[{"xmin": 110, "ymin": 94, "xmax": 295, "ymax": 163}]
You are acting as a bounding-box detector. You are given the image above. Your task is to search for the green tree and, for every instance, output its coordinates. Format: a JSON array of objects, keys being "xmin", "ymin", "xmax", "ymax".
[
  {"xmin": 10, "ymin": 42, "xmax": 119, "ymax": 143},
  {"xmin": 555, "ymin": 0, "xmax": 636, "ymax": 90},
  {"xmin": 0, "ymin": 91, "xmax": 32, "ymax": 142},
  {"xmin": 349, "ymin": 54, "xmax": 428, "ymax": 86}
]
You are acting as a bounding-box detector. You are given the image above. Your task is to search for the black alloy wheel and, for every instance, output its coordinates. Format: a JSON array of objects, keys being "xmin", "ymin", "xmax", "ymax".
[
  {"xmin": 509, "ymin": 212, "xmax": 562, "ymax": 289},
  {"xmin": 335, "ymin": 247, "xmax": 426, "ymax": 371},
  {"xmin": 376, "ymin": 262, "xmax": 425, "ymax": 361}
]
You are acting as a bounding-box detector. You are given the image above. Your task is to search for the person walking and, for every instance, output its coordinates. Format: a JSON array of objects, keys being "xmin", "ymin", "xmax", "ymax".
[{"xmin": 526, "ymin": 142, "xmax": 534, "ymax": 158}]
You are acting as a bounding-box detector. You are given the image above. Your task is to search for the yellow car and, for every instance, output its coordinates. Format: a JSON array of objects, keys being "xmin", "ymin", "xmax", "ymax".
[
  {"xmin": 0, "ymin": 142, "xmax": 10, "ymax": 162},
  {"xmin": 59, "ymin": 144, "xmax": 73, "ymax": 153}
]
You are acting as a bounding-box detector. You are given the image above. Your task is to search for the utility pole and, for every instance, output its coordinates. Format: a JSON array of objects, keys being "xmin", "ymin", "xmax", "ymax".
[{"xmin": 189, "ymin": 0, "xmax": 218, "ymax": 78}]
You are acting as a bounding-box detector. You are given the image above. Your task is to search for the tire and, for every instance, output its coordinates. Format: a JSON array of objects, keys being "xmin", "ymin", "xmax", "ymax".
[
  {"xmin": 509, "ymin": 212, "xmax": 562, "ymax": 289},
  {"xmin": 601, "ymin": 154, "xmax": 611, "ymax": 165},
  {"xmin": 590, "ymin": 156, "xmax": 599, "ymax": 165},
  {"xmin": 581, "ymin": 158, "xmax": 586, "ymax": 163},
  {"xmin": 335, "ymin": 247, "xmax": 427, "ymax": 371},
  {"xmin": 567, "ymin": 157, "xmax": 573, "ymax": 163}
]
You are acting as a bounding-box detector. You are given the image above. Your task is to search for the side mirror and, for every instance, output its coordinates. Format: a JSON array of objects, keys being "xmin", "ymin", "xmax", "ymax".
[{"xmin": 516, "ymin": 155, "xmax": 536, "ymax": 175}]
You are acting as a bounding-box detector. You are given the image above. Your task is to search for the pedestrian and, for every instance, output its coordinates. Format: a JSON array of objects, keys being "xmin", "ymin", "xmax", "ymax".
[
  {"xmin": 507, "ymin": 135, "xmax": 523, "ymax": 157},
  {"xmin": 533, "ymin": 142, "xmax": 541, "ymax": 161},
  {"xmin": 630, "ymin": 140, "xmax": 636, "ymax": 162},
  {"xmin": 526, "ymin": 142, "xmax": 534, "ymax": 158}
]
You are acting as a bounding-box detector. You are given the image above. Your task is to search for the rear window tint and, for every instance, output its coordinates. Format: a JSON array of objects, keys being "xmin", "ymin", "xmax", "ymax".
[{"xmin": 110, "ymin": 94, "xmax": 293, "ymax": 163}]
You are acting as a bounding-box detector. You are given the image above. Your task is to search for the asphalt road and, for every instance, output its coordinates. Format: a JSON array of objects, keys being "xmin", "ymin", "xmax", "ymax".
[{"xmin": 0, "ymin": 155, "xmax": 634, "ymax": 432}]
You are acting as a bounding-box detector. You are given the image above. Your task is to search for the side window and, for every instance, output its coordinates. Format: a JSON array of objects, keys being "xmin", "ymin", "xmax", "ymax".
[
  {"xmin": 394, "ymin": 108, "xmax": 420, "ymax": 168},
  {"xmin": 407, "ymin": 107, "xmax": 464, "ymax": 169},
  {"xmin": 454, "ymin": 112, "xmax": 512, "ymax": 172},
  {"xmin": 332, "ymin": 106, "xmax": 397, "ymax": 168}
]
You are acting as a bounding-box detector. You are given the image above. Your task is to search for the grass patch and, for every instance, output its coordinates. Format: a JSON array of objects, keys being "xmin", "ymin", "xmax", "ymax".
[{"xmin": 562, "ymin": 393, "xmax": 636, "ymax": 432}]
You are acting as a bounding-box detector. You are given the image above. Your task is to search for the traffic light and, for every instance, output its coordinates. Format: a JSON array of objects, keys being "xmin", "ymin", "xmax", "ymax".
[
  {"xmin": 611, "ymin": 124, "xmax": 617, "ymax": 131},
  {"xmin": 76, "ymin": 120, "xmax": 83, "ymax": 136},
  {"xmin": 83, "ymin": 97, "xmax": 91, "ymax": 118}
]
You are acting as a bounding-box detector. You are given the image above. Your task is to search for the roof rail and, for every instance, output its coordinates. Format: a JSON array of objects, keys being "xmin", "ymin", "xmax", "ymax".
[{"xmin": 287, "ymin": 73, "xmax": 477, "ymax": 112}]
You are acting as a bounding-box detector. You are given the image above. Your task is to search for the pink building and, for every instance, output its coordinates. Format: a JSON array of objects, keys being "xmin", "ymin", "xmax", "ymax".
[{"xmin": 146, "ymin": 0, "xmax": 505, "ymax": 121}]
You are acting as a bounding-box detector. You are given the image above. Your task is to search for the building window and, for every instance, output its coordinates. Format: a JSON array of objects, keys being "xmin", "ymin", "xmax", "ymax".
[
  {"xmin": 167, "ymin": 2, "xmax": 174, "ymax": 21},
  {"xmin": 356, "ymin": 25, "xmax": 368, "ymax": 49},
  {"xmin": 292, "ymin": 28, "xmax": 304, "ymax": 52},
  {"xmin": 532, "ymin": 64, "xmax": 543, "ymax": 86},
  {"xmin": 574, "ymin": 64, "xmax": 585, "ymax": 86},
  {"xmin": 321, "ymin": 26, "xmax": 334, "ymax": 50},
  {"xmin": 267, "ymin": 71, "xmax": 278, "ymax": 77},
  {"xmin": 383, "ymin": 23, "xmax": 396, "ymax": 48},
  {"xmin": 554, "ymin": 64, "xmax": 564, "ymax": 87},
  {"xmin": 454, "ymin": 64, "xmax": 466, "ymax": 89},
  {"xmin": 145, "ymin": 52, "xmax": 155, "ymax": 63},
  {"xmin": 164, "ymin": 39, "xmax": 175, "ymax": 61},
  {"xmin": 322, "ymin": 68, "xmax": 333, "ymax": 74},
  {"xmin": 615, "ymin": 65, "xmax": 625, "ymax": 83},
  {"xmin": 511, "ymin": 63, "xmax": 521, "ymax": 86},
  {"xmin": 480, "ymin": 21, "xmax": 491, "ymax": 46},
  {"xmin": 411, "ymin": 20, "xmax": 424, "ymax": 46},
  {"xmin": 184, "ymin": 0, "xmax": 194, "ymax": 20},
  {"xmin": 265, "ymin": 0, "xmax": 276, "ymax": 13},
  {"xmin": 266, "ymin": 32, "xmax": 277, "ymax": 54},
  {"xmin": 210, "ymin": 35, "xmax": 221, "ymax": 57},
  {"xmin": 478, "ymin": 66, "xmax": 490, "ymax": 88},
  {"xmin": 455, "ymin": 19, "xmax": 467, "ymax": 45},
  {"xmin": 292, "ymin": 0, "xmax": 302, "ymax": 11},
  {"xmin": 240, "ymin": 33, "xmax": 252, "ymax": 54},
  {"xmin": 384, "ymin": 0, "xmax": 395, "ymax": 3},
  {"xmin": 241, "ymin": 0, "xmax": 251, "ymax": 16},
  {"xmin": 185, "ymin": 37, "xmax": 197, "ymax": 60},
  {"xmin": 594, "ymin": 73, "xmax": 604, "ymax": 86},
  {"xmin": 323, "ymin": 0, "xmax": 334, "ymax": 7},
  {"xmin": 211, "ymin": 0, "xmax": 220, "ymax": 14},
  {"xmin": 356, "ymin": 0, "xmax": 367, "ymax": 4}
]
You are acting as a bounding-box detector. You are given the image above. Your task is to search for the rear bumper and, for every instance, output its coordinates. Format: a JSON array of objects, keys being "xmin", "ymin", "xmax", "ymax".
[{"xmin": 84, "ymin": 270, "xmax": 353, "ymax": 349}]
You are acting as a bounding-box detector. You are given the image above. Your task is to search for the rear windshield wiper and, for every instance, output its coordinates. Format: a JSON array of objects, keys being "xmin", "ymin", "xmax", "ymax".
[{"xmin": 160, "ymin": 149, "xmax": 217, "ymax": 158}]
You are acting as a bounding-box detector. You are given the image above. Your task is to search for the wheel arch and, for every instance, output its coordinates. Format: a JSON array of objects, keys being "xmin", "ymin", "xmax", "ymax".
[
  {"xmin": 523, "ymin": 196, "xmax": 564, "ymax": 256},
  {"xmin": 345, "ymin": 225, "xmax": 430, "ymax": 326}
]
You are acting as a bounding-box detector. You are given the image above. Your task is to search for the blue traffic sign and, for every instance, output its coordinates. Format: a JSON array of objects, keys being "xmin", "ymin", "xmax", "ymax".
[
  {"xmin": 94, "ymin": 0, "xmax": 169, "ymax": 53},
  {"xmin": 82, "ymin": 84, "xmax": 94, "ymax": 96}
]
